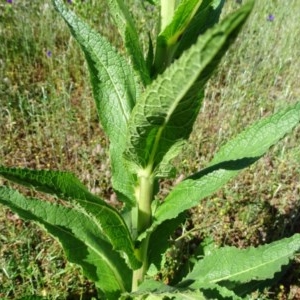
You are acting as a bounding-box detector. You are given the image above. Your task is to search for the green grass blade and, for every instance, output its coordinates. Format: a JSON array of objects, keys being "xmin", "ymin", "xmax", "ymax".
[
  {"xmin": 107, "ymin": 0, "xmax": 150, "ymax": 85},
  {"xmin": 124, "ymin": 1, "xmax": 253, "ymax": 178},
  {"xmin": 52, "ymin": 0, "xmax": 139, "ymax": 206},
  {"xmin": 183, "ymin": 234, "xmax": 300, "ymax": 287},
  {"xmin": 0, "ymin": 167, "xmax": 141, "ymax": 269},
  {"xmin": 147, "ymin": 101, "xmax": 300, "ymax": 237},
  {"xmin": 0, "ymin": 187, "xmax": 131, "ymax": 298}
]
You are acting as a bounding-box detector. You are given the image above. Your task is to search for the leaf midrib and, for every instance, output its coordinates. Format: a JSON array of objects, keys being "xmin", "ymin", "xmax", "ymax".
[
  {"xmin": 201, "ymin": 251, "xmax": 292, "ymax": 284},
  {"xmin": 146, "ymin": 32, "xmax": 224, "ymax": 171},
  {"xmin": 62, "ymin": 3, "xmax": 132, "ymax": 129}
]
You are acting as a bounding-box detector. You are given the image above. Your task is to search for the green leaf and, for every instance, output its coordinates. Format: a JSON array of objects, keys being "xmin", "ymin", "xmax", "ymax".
[
  {"xmin": 209, "ymin": 101, "xmax": 300, "ymax": 165},
  {"xmin": 153, "ymin": 0, "xmax": 227, "ymax": 75},
  {"xmin": 147, "ymin": 212, "xmax": 187, "ymax": 269},
  {"xmin": 52, "ymin": 0, "xmax": 139, "ymax": 206},
  {"xmin": 0, "ymin": 167, "xmax": 141, "ymax": 269},
  {"xmin": 194, "ymin": 283, "xmax": 242, "ymax": 300},
  {"xmin": 0, "ymin": 166, "xmax": 102, "ymax": 204},
  {"xmin": 148, "ymin": 101, "xmax": 300, "ymax": 233},
  {"xmin": 124, "ymin": 1, "xmax": 253, "ymax": 178},
  {"xmin": 0, "ymin": 187, "xmax": 131, "ymax": 298},
  {"xmin": 107, "ymin": 0, "xmax": 150, "ymax": 85},
  {"xmin": 143, "ymin": 0, "xmax": 157, "ymax": 5},
  {"xmin": 153, "ymin": 0, "xmax": 203, "ymax": 74},
  {"xmin": 174, "ymin": 0, "xmax": 226, "ymax": 60},
  {"xmin": 128, "ymin": 279, "xmax": 206, "ymax": 299},
  {"xmin": 75, "ymin": 199, "xmax": 141, "ymax": 270},
  {"xmin": 183, "ymin": 234, "xmax": 300, "ymax": 287},
  {"xmin": 18, "ymin": 297, "xmax": 47, "ymax": 300}
]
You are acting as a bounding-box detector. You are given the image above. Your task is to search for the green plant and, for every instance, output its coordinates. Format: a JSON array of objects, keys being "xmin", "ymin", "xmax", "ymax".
[{"xmin": 1, "ymin": 0, "xmax": 300, "ymax": 299}]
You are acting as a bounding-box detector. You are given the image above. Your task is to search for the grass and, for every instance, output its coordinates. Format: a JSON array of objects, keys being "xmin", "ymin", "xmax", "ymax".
[{"xmin": 1, "ymin": 0, "xmax": 300, "ymax": 298}]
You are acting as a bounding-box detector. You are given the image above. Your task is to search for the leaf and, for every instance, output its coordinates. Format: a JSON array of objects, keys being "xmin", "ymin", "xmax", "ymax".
[
  {"xmin": 52, "ymin": 0, "xmax": 139, "ymax": 206},
  {"xmin": 153, "ymin": 0, "xmax": 226, "ymax": 75},
  {"xmin": 0, "ymin": 166, "xmax": 102, "ymax": 204},
  {"xmin": 75, "ymin": 199, "xmax": 141, "ymax": 269},
  {"xmin": 107, "ymin": 0, "xmax": 150, "ymax": 85},
  {"xmin": 124, "ymin": 1, "xmax": 254, "ymax": 178},
  {"xmin": 183, "ymin": 234, "xmax": 300, "ymax": 287},
  {"xmin": 194, "ymin": 283, "xmax": 242, "ymax": 300},
  {"xmin": 149, "ymin": 101, "xmax": 300, "ymax": 234},
  {"xmin": 147, "ymin": 212, "xmax": 187, "ymax": 269},
  {"xmin": 0, "ymin": 167, "xmax": 141, "ymax": 269},
  {"xmin": 153, "ymin": 0, "xmax": 203, "ymax": 74},
  {"xmin": 143, "ymin": 0, "xmax": 157, "ymax": 5},
  {"xmin": 0, "ymin": 187, "xmax": 131, "ymax": 298},
  {"xmin": 128, "ymin": 279, "xmax": 206, "ymax": 299},
  {"xmin": 174, "ymin": 0, "xmax": 226, "ymax": 59},
  {"xmin": 209, "ymin": 101, "xmax": 300, "ymax": 165},
  {"xmin": 18, "ymin": 297, "xmax": 46, "ymax": 300}
]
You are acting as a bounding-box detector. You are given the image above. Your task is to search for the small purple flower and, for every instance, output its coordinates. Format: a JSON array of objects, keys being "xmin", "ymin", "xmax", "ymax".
[
  {"xmin": 7, "ymin": 0, "xmax": 13, "ymax": 4},
  {"xmin": 267, "ymin": 14, "xmax": 275, "ymax": 22},
  {"xmin": 46, "ymin": 50, "xmax": 52, "ymax": 57},
  {"xmin": 67, "ymin": 0, "xmax": 72, "ymax": 3}
]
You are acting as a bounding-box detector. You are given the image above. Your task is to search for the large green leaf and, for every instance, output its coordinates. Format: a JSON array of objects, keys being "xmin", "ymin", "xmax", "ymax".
[
  {"xmin": 107, "ymin": 0, "xmax": 150, "ymax": 85},
  {"xmin": 0, "ymin": 187, "xmax": 131, "ymax": 299},
  {"xmin": 182, "ymin": 234, "xmax": 300, "ymax": 287},
  {"xmin": 147, "ymin": 101, "xmax": 300, "ymax": 237},
  {"xmin": 0, "ymin": 166, "xmax": 102, "ymax": 203},
  {"xmin": 52, "ymin": 0, "xmax": 138, "ymax": 206},
  {"xmin": 124, "ymin": 1, "xmax": 253, "ymax": 178},
  {"xmin": 0, "ymin": 167, "xmax": 141, "ymax": 269}
]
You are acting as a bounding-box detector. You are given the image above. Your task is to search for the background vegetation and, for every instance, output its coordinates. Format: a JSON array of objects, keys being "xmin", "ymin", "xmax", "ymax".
[{"xmin": 1, "ymin": 0, "xmax": 300, "ymax": 299}]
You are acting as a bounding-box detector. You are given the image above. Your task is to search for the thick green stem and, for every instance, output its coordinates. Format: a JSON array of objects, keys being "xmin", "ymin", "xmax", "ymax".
[
  {"xmin": 132, "ymin": 234, "xmax": 150, "ymax": 291},
  {"xmin": 137, "ymin": 175, "xmax": 153, "ymax": 232},
  {"xmin": 132, "ymin": 170, "xmax": 154, "ymax": 291}
]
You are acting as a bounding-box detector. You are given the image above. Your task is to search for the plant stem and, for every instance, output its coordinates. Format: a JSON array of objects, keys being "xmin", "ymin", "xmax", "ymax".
[
  {"xmin": 132, "ymin": 170, "xmax": 154, "ymax": 291},
  {"xmin": 132, "ymin": 234, "xmax": 150, "ymax": 291},
  {"xmin": 137, "ymin": 174, "xmax": 153, "ymax": 232}
]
